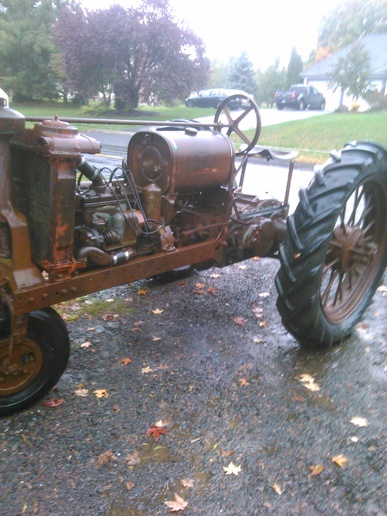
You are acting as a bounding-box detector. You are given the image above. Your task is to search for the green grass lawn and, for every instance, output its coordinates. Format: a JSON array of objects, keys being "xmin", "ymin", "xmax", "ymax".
[
  {"xmin": 10, "ymin": 101, "xmax": 386, "ymax": 164},
  {"xmin": 258, "ymin": 111, "xmax": 387, "ymax": 163}
]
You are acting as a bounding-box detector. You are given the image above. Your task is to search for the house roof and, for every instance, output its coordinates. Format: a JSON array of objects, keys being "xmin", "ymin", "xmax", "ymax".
[{"xmin": 301, "ymin": 33, "xmax": 387, "ymax": 81}]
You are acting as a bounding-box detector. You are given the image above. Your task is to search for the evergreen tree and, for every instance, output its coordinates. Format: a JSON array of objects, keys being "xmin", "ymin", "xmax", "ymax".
[
  {"xmin": 286, "ymin": 47, "xmax": 303, "ymax": 88},
  {"xmin": 227, "ymin": 52, "xmax": 259, "ymax": 97}
]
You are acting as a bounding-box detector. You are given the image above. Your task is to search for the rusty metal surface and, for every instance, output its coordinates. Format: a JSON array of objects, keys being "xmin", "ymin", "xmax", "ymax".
[
  {"xmin": 4, "ymin": 239, "xmax": 224, "ymax": 315},
  {"xmin": 127, "ymin": 129, "xmax": 234, "ymax": 194}
]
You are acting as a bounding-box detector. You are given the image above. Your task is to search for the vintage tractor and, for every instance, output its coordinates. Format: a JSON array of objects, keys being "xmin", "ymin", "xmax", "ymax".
[{"xmin": 0, "ymin": 94, "xmax": 386, "ymax": 415}]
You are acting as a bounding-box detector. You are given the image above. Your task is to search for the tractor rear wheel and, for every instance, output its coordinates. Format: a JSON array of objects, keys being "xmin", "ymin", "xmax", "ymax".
[{"xmin": 276, "ymin": 141, "xmax": 387, "ymax": 349}]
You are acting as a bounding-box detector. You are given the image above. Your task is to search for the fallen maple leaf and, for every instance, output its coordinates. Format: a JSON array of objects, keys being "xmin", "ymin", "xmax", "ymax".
[
  {"xmin": 121, "ymin": 358, "xmax": 132, "ymax": 365},
  {"xmin": 164, "ymin": 494, "xmax": 188, "ymax": 512},
  {"xmin": 195, "ymin": 282, "xmax": 205, "ymax": 289},
  {"xmin": 74, "ymin": 388, "xmax": 89, "ymax": 397},
  {"xmin": 253, "ymin": 337, "xmax": 263, "ymax": 344},
  {"xmin": 207, "ymin": 287, "xmax": 218, "ymax": 296},
  {"xmin": 252, "ymin": 307, "xmax": 263, "ymax": 318},
  {"xmin": 141, "ymin": 366, "xmax": 153, "ymax": 374},
  {"xmin": 271, "ymin": 483, "xmax": 282, "ymax": 495},
  {"xmin": 126, "ymin": 481, "xmax": 135, "ymax": 491},
  {"xmin": 106, "ymin": 298, "xmax": 114, "ymax": 303},
  {"xmin": 298, "ymin": 374, "xmax": 321, "ymax": 392},
  {"xmin": 96, "ymin": 450, "xmax": 118, "ymax": 467},
  {"xmin": 238, "ymin": 378, "xmax": 249, "ymax": 386},
  {"xmin": 350, "ymin": 416, "xmax": 368, "ymax": 427},
  {"xmin": 126, "ymin": 451, "xmax": 141, "ymax": 466},
  {"xmin": 152, "ymin": 308, "xmax": 164, "ymax": 315},
  {"xmin": 223, "ymin": 461, "xmax": 242, "ymax": 475},
  {"xmin": 332, "ymin": 454, "xmax": 348, "ymax": 468},
  {"xmin": 43, "ymin": 398, "xmax": 65, "ymax": 408},
  {"xmin": 137, "ymin": 289, "xmax": 147, "ymax": 295},
  {"xmin": 102, "ymin": 313, "xmax": 119, "ymax": 321},
  {"xmin": 233, "ymin": 316, "xmax": 247, "ymax": 326},
  {"xmin": 94, "ymin": 389, "xmax": 109, "ymax": 398},
  {"xmin": 80, "ymin": 341, "xmax": 92, "ymax": 348},
  {"xmin": 259, "ymin": 321, "xmax": 269, "ymax": 328},
  {"xmin": 238, "ymin": 265, "xmax": 247, "ymax": 270},
  {"xmin": 210, "ymin": 273, "xmax": 220, "ymax": 278},
  {"xmin": 146, "ymin": 423, "xmax": 167, "ymax": 440},
  {"xmin": 181, "ymin": 478, "xmax": 194, "ymax": 488},
  {"xmin": 308, "ymin": 464, "xmax": 324, "ymax": 477},
  {"xmin": 152, "ymin": 336, "xmax": 162, "ymax": 341},
  {"xmin": 259, "ymin": 292, "xmax": 270, "ymax": 298}
]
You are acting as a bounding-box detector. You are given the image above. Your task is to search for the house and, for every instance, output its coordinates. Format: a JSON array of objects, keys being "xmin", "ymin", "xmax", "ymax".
[{"xmin": 301, "ymin": 33, "xmax": 387, "ymax": 111}]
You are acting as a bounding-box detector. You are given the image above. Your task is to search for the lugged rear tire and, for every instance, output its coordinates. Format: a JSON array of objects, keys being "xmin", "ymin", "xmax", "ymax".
[{"xmin": 275, "ymin": 141, "xmax": 387, "ymax": 349}]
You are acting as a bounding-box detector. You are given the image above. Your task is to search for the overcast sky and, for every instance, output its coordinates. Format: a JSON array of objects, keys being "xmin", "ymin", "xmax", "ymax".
[{"xmin": 79, "ymin": 0, "xmax": 342, "ymax": 70}]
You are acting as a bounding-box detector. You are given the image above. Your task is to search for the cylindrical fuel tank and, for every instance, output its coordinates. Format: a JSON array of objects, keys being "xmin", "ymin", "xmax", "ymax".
[{"xmin": 126, "ymin": 127, "xmax": 235, "ymax": 194}]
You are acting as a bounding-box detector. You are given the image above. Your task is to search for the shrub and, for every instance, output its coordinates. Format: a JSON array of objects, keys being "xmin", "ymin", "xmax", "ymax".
[{"xmin": 363, "ymin": 90, "xmax": 387, "ymax": 111}]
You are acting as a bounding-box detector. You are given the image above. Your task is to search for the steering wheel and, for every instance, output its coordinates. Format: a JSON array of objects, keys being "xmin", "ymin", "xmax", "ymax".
[{"xmin": 214, "ymin": 94, "xmax": 261, "ymax": 156}]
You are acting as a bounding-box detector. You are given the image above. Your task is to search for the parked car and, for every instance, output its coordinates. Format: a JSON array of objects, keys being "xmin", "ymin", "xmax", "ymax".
[
  {"xmin": 0, "ymin": 88, "xmax": 8, "ymax": 106},
  {"xmin": 185, "ymin": 89, "xmax": 253, "ymax": 109},
  {"xmin": 274, "ymin": 85, "xmax": 325, "ymax": 111}
]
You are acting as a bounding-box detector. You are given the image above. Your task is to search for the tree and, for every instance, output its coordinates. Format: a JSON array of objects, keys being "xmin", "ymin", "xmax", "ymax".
[
  {"xmin": 318, "ymin": 0, "xmax": 387, "ymax": 51},
  {"xmin": 227, "ymin": 52, "xmax": 259, "ymax": 97},
  {"xmin": 257, "ymin": 59, "xmax": 286, "ymax": 106},
  {"xmin": 0, "ymin": 0, "xmax": 68, "ymax": 100},
  {"xmin": 54, "ymin": 0, "xmax": 210, "ymax": 109},
  {"xmin": 328, "ymin": 41, "xmax": 371, "ymax": 104},
  {"xmin": 286, "ymin": 47, "xmax": 302, "ymax": 88}
]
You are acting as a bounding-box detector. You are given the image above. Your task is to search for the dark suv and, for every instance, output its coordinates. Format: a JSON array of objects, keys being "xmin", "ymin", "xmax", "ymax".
[{"xmin": 275, "ymin": 85, "xmax": 326, "ymax": 110}]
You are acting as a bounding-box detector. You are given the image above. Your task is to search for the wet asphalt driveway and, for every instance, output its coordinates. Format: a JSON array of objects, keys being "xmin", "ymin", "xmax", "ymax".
[{"xmin": 1, "ymin": 258, "xmax": 386, "ymax": 515}]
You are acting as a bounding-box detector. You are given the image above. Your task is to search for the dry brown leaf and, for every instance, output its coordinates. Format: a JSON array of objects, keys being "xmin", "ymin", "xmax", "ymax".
[
  {"xmin": 253, "ymin": 337, "xmax": 263, "ymax": 344},
  {"xmin": 223, "ymin": 461, "xmax": 242, "ymax": 475},
  {"xmin": 195, "ymin": 282, "xmax": 205, "ymax": 289},
  {"xmin": 332, "ymin": 454, "xmax": 348, "ymax": 468},
  {"xmin": 121, "ymin": 358, "xmax": 132, "ymax": 365},
  {"xmin": 164, "ymin": 494, "xmax": 188, "ymax": 512},
  {"xmin": 96, "ymin": 450, "xmax": 118, "ymax": 467},
  {"xmin": 94, "ymin": 389, "xmax": 109, "ymax": 398},
  {"xmin": 126, "ymin": 481, "xmax": 135, "ymax": 491},
  {"xmin": 271, "ymin": 483, "xmax": 282, "ymax": 495},
  {"xmin": 233, "ymin": 316, "xmax": 247, "ymax": 326},
  {"xmin": 210, "ymin": 273, "xmax": 220, "ymax": 278},
  {"xmin": 238, "ymin": 265, "xmax": 247, "ymax": 270},
  {"xmin": 152, "ymin": 336, "xmax": 162, "ymax": 341},
  {"xmin": 259, "ymin": 292, "xmax": 270, "ymax": 298},
  {"xmin": 308, "ymin": 464, "xmax": 324, "ymax": 477},
  {"xmin": 252, "ymin": 307, "xmax": 263, "ymax": 318},
  {"xmin": 259, "ymin": 321, "xmax": 269, "ymax": 328},
  {"xmin": 152, "ymin": 308, "xmax": 164, "ymax": 315},
  {"xmin": 137, "ymin": 289, "xmax": 147, "ymax": 295},
  {"xmin": 238, "ymin": 378, "xmax": 249, "ymax": 386},
  {"xmin": 74, "ymin": 388, "xmax": 89, "ymax": 397},
  {"xmin": 350, "ymin": 416, "xmax": 368, "ymax": 427},
  {"xmin": 298, "ymin": 374, "xmax": 321, "ymax": 392},
  {"xmin": 80, "ymin": 341, "xmax": 92, "ymax": 348},
  {"xmin": 181, "ymin": 478, "xmax": 194, "ymax": 488},
  {"xmin": 141, "ymin": 366, "xmax": 153, "ymax": 374},
  {"xmin": 126, "ymin": 451, "xmax": 141, "ymax": 466}
]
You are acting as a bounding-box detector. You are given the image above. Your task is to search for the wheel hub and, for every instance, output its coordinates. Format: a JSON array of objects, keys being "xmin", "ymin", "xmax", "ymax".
[
  {"xmin": 0, "ymin": 338, "xmax": 43, "ymax": 395},
  {"xmin": 330, "ymin": 226, "xmax": 377, "ymax": 273}
]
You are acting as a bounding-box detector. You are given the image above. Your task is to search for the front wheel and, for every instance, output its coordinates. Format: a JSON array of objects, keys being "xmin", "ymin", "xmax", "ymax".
[
  {"xmin": 276, "ymin": 141, "xmax": 387, "ymax": 349},
  {"xmin": 298, "ymin": 99, "xmax": 306, "ymax": 110},
  {"xmin": 0, "ymin": 308, "xmax": 70, "ymax": 416}
]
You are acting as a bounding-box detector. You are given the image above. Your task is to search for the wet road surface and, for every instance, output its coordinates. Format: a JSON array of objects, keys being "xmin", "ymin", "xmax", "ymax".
[{"xmin": 1, "ymin": 258, "xmax": 385, "ymax": 515}]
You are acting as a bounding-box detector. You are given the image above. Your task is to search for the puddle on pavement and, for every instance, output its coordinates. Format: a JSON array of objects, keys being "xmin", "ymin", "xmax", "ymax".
[{"xmin": 138, "ymin": 441, "xmax": 178, "ymax": 464}]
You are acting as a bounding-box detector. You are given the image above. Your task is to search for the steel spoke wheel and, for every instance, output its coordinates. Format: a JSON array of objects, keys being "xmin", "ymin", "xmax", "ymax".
[
  {"xmin": 321, "ymin": 178, "xmax": 384, "ymax": 323},
  {"xmin": 214, "ymin": 95, "xmax": 261, "ymax": 156},
  {"xmin": 276, "ymin": 141, "xmax": 387, "ymax": 348}
]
